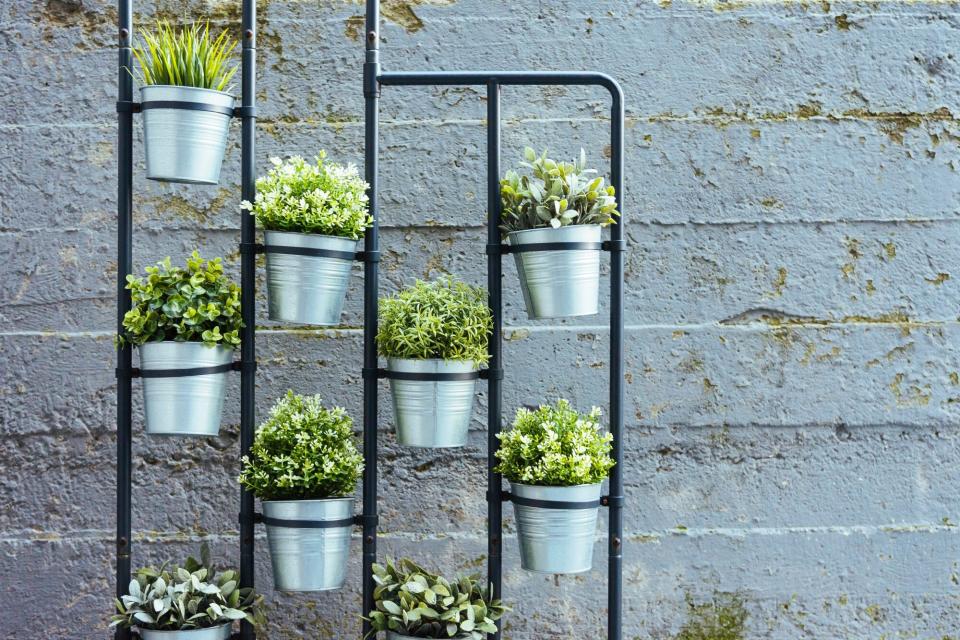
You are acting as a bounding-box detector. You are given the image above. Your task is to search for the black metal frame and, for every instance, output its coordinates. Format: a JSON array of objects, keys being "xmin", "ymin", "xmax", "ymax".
[{"xmin": 116, "ymin": 0, "xmax": 622, "ymax": 637}]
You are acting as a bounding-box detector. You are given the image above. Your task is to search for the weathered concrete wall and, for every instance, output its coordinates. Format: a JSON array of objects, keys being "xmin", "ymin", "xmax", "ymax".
[{"xmin": 3, "ymin": 0, "xmax": 960, "ymax": 637}]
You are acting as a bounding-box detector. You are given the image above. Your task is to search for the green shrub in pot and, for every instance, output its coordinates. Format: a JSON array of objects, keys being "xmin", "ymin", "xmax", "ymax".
[
  {"xmin": 120, "ymin": 252, "xmax": 241, "ymax": 437},
  {"xmin": 377, "ymin": 278, "xmax": 492, "ymax": 447},
  {"xmin": 239, "ymin": 391, "xmax": 363, "ymax": 591},
  {"xmin": 365, "ymin": 557, "xmax": 508, "ymax": 639},
  {"xmin": 500, "ymin": 147, "xmax": 619, "ymax": 319},
  {"xmin": 240, "ymin": 154, "xmax": 372, "ymax": 325},
  {"xmin": 495, "ymin": 399, "xmax": 615, "ymax": 573}
]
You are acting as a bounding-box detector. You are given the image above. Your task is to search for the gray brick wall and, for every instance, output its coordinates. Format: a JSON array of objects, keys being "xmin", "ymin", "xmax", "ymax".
[{"xmin": 3, "ymin": 0, "xmax": 960, "ymax": 637}]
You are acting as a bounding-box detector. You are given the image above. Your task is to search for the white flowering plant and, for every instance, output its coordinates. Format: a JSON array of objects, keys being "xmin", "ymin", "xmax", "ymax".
[
  {"xmin": 238, "ymin": 391, "xmax": 364, "ymax": 501},
  {"xmin": 241, "ymin": 153, "xmax": 372, "ymax": 239},
  {"xmin": 494, "ymin": 399, "xmax": 615, "ymax": 486}
]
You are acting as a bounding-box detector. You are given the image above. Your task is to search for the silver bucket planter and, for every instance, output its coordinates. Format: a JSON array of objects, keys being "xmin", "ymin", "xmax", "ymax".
[
  {"xmin": 141, "ymin": 85, "xmax": 234, "ymax": 184},
  {"xmin": 263, "ymin": 498, "xmax": 354, "ymax": 591},
  {"xmin": 264, "ymin": 230, "xmax": 358, "ymax": 325},
  {"xmin": 387, "ymin": 358, "xmax": 477, "ymax": 448},
  {"xmin": 510, "ymin": 482, "xmax": 602, "ymax": 574},
  {"xmin": 507, "ymin": 224, "xmax": 602, "ymax": 319},
  {"xmin": 140, "ymin": 341, "xmax": 233, "ymax": 437},
  {"xmin": 140, "ymin": 625, "xmax": 232, "ymax": 640}
]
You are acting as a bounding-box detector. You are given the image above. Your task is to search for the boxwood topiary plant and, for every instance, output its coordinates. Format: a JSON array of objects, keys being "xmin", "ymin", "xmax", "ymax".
[
  {"xmin": 110, "ymin": 543, "xmax": 264, "ymax": 631},
  {"xmin": 500, "ymin": 147, "xmax": 619, "ymax": 233},
  {"xmin": 133, "ymin": 20, "xmax": 238, "ymax": 91},
  {"xmin": 241, "ymin": 153, "xmax": 372, "ymax": 238},
  {"xmin": 366, "ymin": 557, "xmax": 507, "ymax": 639},
  {"xmin": 238, "ymin": 391, "xmax": 364, "ymax": 500},
  {"xmin": 495, "ymin": 399, "xmax": 615, "ymax": 486},
  {"xmin": 120, "ymin": 252, "xmax": 242, "ymax": 349},
  {"xmin": 377, "ymin": 278, "xmax": 492, "ymax": 364}
]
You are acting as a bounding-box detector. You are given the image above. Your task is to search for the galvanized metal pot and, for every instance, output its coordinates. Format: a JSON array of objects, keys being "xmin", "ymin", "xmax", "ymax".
[
  {"xmin": 141, "ymin": 85, "xmax": 234, "ymax": 184},
  {"xmin": 263, "ymin": 498, "xmax": 354, "ymax": 591},
  {"xmin": 510, "ymin": 482, "xmax": 602, "ymax": 574},
  {"xmin": 140, "ymin": 341, "xmax": 233, "ymax": 437},
  {"xmin": 263, "ymin": 230, "xmax": 358, "ymax": 325},
  {"xmin": 140, "ymin": 624, "xmax": 232, "ymax": 640},
  {"xmin": 387, "ymin": 634, "xmax": 469, "ymax": 640},
  {"xmin": 388, "ymin": 358, "xmax": 477, "ymax": 448},
  {"xmin": 507, "ymin": 224, "xmax": 602, "ymax": 319}
]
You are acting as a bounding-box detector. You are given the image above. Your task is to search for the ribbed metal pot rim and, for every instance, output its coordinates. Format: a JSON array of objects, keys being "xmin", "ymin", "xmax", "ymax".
[{"xmin": 507, "ymin": 223, "xmax": 602, "ymax": 243}]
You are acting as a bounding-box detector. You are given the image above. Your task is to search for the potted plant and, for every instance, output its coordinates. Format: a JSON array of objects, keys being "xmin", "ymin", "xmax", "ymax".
[
  {"xmin": 110, "ymin": 544, "xmax": 264, "ymax": 639},
  {"xmin": 241, "ymin": 154, "xmax": 372, "ymax": 325},
  {"xmin": 495, "ymin": 399, "xmax": 616, "ymax": 574},
  {"xmin": 238, "ymin": 391, "xmax": 364, "ymax": 591},
  {"xmin": 132, "ymin": 20, "xmax": 238, "ymax": 184},
  {"xmin": 120, "ymin": 252, "xmax": 241, "ymax": 436},
  {"xmin": 366, "ymin": 558, "xmax": 507, "ymax": 639},
  {"xmin": 500, "ymin": 147, "xmax": 619, "ymax": 319},
  {"xmin": 377, "ymin": 278, "xmax": 492, "ymax": 447}
]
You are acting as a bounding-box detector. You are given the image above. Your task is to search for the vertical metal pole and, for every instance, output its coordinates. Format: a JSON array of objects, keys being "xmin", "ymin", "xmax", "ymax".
[
  {"xmin": 607, "ymin": 85, "xmax": 625, "ymax": 640},
  {"xmin": 239, "ymin": 2, "xmax": 257, "ymax": 639},
  {"xmin": 361, "ymin": 1, "xmax": 381, "ymax": 637},
  {"xmin": 115, "ymin": 1, "xmax": 133, "ymax": 639},
  {"xmin": 485, "ymin": 79, "xmax": 503, "ymax": 640}
]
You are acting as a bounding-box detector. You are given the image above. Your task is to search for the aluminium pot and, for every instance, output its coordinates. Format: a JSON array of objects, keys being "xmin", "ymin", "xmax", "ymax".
[
  {"xmin": 387, "ymin": 358, "xmax": 477, "ymax": 448},
  {"xmin": 510, "ymin": 482, "xmax": 602, "ymax": 574},
  {"xmin": 140, "ymin": 341, "xmax": 233, "ymax": 437},
  {"xmin": 263, "ymin": 498, "xmax": 354, "ymax": 591},
  {"xmin": 141, "ymin": 85, "xmax": 234, "ymax": 184},
  {"xmin": 507, "ymin": 224, "xmax": 601, "ymax": 319},
  {"xmin": 140, "ymin": 624, "xmax": 232, "ymax": 640},
  {"xmin": 263, "ymin": 230, "xmax": 358, "ymax": 325}
]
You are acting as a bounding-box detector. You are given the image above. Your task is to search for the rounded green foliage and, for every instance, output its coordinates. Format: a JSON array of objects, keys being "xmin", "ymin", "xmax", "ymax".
[
  {"xmin": 495, "ymin": 399, "xmax": 615, "ymax": 486},
  {"xmin": 238, "ymin": 391, "xmax": 364, "ymax": 501},
  {"xmin": 241, "ymin": 154, "xmax": 372, "ymax": 239},
  {"xmin": 366, "ymin": 557, "xmax": 508, "ymax": 639},
  {"xmin": 110, "ymin": 543, "xmax": 264, "ymax": 631},
  {"xmin": 132, "ymin": 20, "xmax": 238, "ymax": 92},
  {"xmin": 121, "ymin": 252, "xmax": 242, "ymax": 349},
  {"xmin": 500, "ymin": 147, "xmax": 619, "ymax": 233},
  {"xmin": 377, "ymin": 278, "xmax": 492, "ymax": 363}
]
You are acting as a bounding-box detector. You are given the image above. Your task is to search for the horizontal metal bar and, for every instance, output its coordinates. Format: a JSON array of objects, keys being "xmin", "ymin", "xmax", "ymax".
[
  {"xmin": 262, "ymin": 244, "xmax": 358, "ymax": 261},
  {"xmin": 500, "ymin": 241, "xmax": 603, "ymax": 254},
  {"xmin": 260, "ymin": 515, "xmax": 356, "ymax": 529},
  {"xmin": 381, "ymin": 368, "xmax": 480, "ymax": 382},
  {"xmin": 120, "ymin": 361, "xmax": 241, "ymax": 379},
  {"xmin": 378, "ymin": 71, "xmax": 622, "ymax": 97},
  {"xmin": 505, "ymin": 492, "xmax": 601, "ymax": 510},
  {"xmin": 140, "ymin": 100, "xmax": 235, "ymax": 117}
]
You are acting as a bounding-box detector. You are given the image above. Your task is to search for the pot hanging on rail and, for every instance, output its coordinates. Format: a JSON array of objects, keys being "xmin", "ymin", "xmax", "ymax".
[
  {"xmin": 387, "ymin": 358, "xmax": 478, "ymax": 448},
  {"xmin": 509, "ymin": 481, "xmax": 602, "ymax": 574},
  {"xmin": 139, "ymin": 623, "xmax": 233, "ymax": 640},
  {"xmin": 262, "ymin": 498, "xmax": 354, "ymax": 591},
  {"xmin": 506, "ymin": 224, "xmax": 602, "ymax": 319},
  {"xmin": 141, "ymin": 85, "xmax": 234, "ymax": 184},
  {"xmin": 139, "ymin": 341, "xmax": 233, "ymax": 437},
  {"xmin": 263, "ymin": 230, "xmax": 358, "ymax": 325}
]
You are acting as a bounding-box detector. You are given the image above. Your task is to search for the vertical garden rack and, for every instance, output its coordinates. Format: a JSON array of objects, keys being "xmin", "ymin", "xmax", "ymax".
[{"xmin": 114, "ymin": 0, "xmax": 624, "ymax": 638}]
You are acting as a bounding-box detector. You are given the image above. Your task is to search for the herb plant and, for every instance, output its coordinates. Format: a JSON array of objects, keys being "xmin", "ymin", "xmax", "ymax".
[
  {"xmin": 241, "ymin": 154, "xmax": 372, "ymax": 239},
  {"xmin": 110, "ymin": 544, "xmax": 264, "ymax": 631},
  {"xmin": 133, "ymin": 20, "xmax": 238, "ymax": 91},
  {"xmin": 500, "ymin": 147, "xmax": 619, "ymax": 233},
  {"xmin": 120, "ymin": 252, "xmax": 242, "ymax": 349},
  {"xmin": 377, "ymin": 278, "xmax": 492, "ymax": 364},
  {"xmin": 495, "ymin": 399, "xmax": 615, "ymax": 486},
  {"xmin": 238, "ymin": 391, "xmax": 364, "ymax": 501},
  {"xmin": 366, "ymin": 558, "xmax": 507, "ymax": 639}
]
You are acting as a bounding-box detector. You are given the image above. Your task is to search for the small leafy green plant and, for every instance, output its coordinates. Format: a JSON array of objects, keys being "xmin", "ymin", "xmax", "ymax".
[
  {"xmin": 238, "ymin": 391, "xmax": 364, "ymax": 500},
  {"xmin": 500, "ymin": 147, "xmax": 619, "ymax": 233},
  {"xmin": 110, "ymin": 544, "xmax": 264, "ymax": 631},
  {"xmin": 120, "ymin": 252, "xmax": 242, "ymax": 349},
  {"xmin": 495, "ymin": 399, "xmax": 615, "ymax": 486},
  {"xmin": 241, "ymin": 154, "xmax": 372, "ymax": 239},
  {"xmin": 133, "ymin": 20, "xmax": 239, "ymax": 91},
  {"xmin": 377, "ymin": 278, "xmax": 492, "ymax": 364},
  {"xmin": 366, "ymin": 558, "xmax": 508, "ymax": 639}
]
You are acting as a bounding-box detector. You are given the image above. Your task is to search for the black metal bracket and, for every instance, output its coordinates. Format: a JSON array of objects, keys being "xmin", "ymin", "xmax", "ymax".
[
  {"xmin": 500, "ymin": 241, "xmax": 603, "ymax": 254},
  {"xmin": 479, "ymin": 368, "xmax": 503, "ymax": 381},
  {"xmin": 500, "ymin": 491, "xmax": 601, "ymax": 510},
  {"xmin": 261, "ymin": 244, "xmax": 358, "ymax": 261},
  {"xmin": 363, "ymin": 61, "xmax": 381, "ymax": 98},
  {"xmin": 239, "ymin": 242, "xmax": 265, "ymax": 256},
  {"xmin": 378, "ymin": 368, "xmax": 481, "ymax": 381},
  {"xmin": 118, "ymin": 361, "xmax": 240, "ymax": 379},
  {"xmin": 602, "ymin": 239, "xmax": 627, "ymax": 252},
  {"xmin": 259, "ymin": 515, "xmax": 357, "ymax": 529},
  {"xmin": 601, "ymin": 495, "xmax": 624, "ymax": 508},
  {"xmin": 233, "ymin": 105, "xmax": 258, "ymax": 118},
  {"xmin": 116, "ymin": 100, "xmax": 141, "ymax": 113},
  {"xmin": 356, "ymin": 250, "xmax": 381, "ymax": 263}
]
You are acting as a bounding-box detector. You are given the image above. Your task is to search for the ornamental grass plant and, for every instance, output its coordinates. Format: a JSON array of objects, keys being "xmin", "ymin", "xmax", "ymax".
[
  {"xmin": 132, "ymin": 20, "xmax": 238, "ymax": 91},
  {"xmin": 241, "ymin": 154, "xmax": 372, "ymax": 239},
  {"xmin": 238, "ymin": 391, "xmax": 364, "ymax": 500},
  {"xmin": 120, "ymin": 252, "xmax": 242, "ymax": 348},
  {"xmin": 377, "ymin": 278, "xmax": 492, "ymax": 364},
  {"xmin": 495, "ymin": 399, "xmax": 615, "ymax": 486}
]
